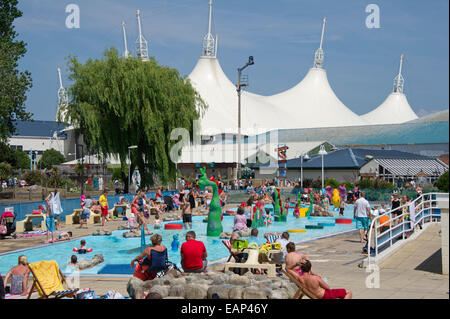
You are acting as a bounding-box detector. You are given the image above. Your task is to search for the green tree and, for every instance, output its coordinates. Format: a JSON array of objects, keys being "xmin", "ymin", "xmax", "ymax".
[
  {"xmin": 0, "ymin": 142, "xmax": 30, "ymax": 169},
  {"xmin": 436, "ymin": 171, "xmax": 449, "ymax": 192},
  {"xmin": 0, "ymin": 0, "xmax": 33, "ymax": 140},
  {"xmin": 61, "ymin": 48, "xmax": 206, "ymax": 189},
  {"xmin": 0, "ymin": 161, "xmax": 12, "ymax": 180},
  {"xmin": 38, "ymin": 148, "xmax": 66, "ymax": 169}
]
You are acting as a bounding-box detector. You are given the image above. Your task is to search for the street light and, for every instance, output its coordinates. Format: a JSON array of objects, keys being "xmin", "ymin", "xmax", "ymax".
[
  {"xmin": 128, "ymin": 145, "xmax": 138, "ymax": 194},
  {"xmin": 298, "ymin": 152, "xmax": 310, "ymax": 188},
  {"xmin": 236, "ymin": 56, "xmax": 254, "ymax": 180},
  {"xmin": 318, "ymin": 145, "xmax": 328, "ymax": 189}
]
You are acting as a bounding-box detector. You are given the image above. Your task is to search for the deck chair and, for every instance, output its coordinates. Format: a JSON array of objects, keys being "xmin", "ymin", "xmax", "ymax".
[
  {"xmin": 265, "ymin": 233, "xmax": 282, "ymax": 244},
  {"xmin": 222, "ymin": 240, "xmax": 233, "ymax": 262},
  {"xmin": 281, "ymin": 268, "xmax": 318, "ymax": 299},
  {"xmin": 27, "ymin": 260, "xmax": 79, "ymax": 299}
]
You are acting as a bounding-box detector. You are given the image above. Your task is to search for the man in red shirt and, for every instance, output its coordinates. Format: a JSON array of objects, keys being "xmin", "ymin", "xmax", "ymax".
[{"xmin": 180, "ymin": 231, "xmax": 207, "ymax": 273}]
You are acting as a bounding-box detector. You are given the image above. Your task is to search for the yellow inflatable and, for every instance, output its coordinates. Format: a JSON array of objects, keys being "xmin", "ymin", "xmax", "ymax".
[
  {"xmin": 299, "ymin": 207, "xmax": 309, "ymax": 218},
  {"xmin": 332, "ymin": 189, "xmax": 340, "ymax": 209}
]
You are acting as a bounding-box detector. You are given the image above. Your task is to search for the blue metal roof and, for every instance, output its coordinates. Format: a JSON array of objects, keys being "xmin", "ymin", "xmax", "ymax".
[
  {"xmin": 13, "ymin": 121, "xmax": 67, "ymax": 138},
  {"xmin": 254, "ymin": 148, "xmax": 433, "ymax": 169}
]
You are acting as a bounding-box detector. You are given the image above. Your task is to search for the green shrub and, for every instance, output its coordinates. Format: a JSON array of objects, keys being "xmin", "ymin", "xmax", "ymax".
[
  {"xmin": 0, "ymin": 162, "xmax": 13, "ymax": 180},
  {"xmin": 324, "ymin": 178, "xmax": 339, "ymax": 188},
  {"xmin": 22, "ymin": 170, "xmax": 46, "ymax": 186},
  {"xmin": 436, "ymin": 171, "xmax": 449, "ymax": 192},
  {"xmin": 344, "ymin": 182, "xmax": 355, "ymax": 189}
]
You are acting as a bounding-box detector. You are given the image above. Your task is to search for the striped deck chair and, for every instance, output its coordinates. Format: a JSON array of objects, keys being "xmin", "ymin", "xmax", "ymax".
[
  {"xmin": 281, "ymin": 268, "xmax": 318, "ymax": 299},
  {"xmin": 222, "ymin": 240, "xmax": 233, "ymax": 262},
  {"xmin": 265, "ymin": 233, "xmax": 282, "ymax": 244},
  {"xmin": 27, "ymin": 260, "xmax": 79, "ymax": 299}
]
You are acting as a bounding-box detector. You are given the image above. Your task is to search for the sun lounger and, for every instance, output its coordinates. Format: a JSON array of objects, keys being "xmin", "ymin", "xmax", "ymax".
[
  {"xmin": 27, "ymin": 260, "xmax": 79, "ymax": 299},
  {"xmin": 224, "ymin": 249, "xmax": 276, "ymax": 277},
  {"xmin": 281, "ymin": 268, "xmax": 318, "ymax": 299}
]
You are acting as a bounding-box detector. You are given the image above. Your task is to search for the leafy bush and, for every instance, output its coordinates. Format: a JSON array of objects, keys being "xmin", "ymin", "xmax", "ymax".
[
  {"xmin": 0, "ymin": 162, "xmax": 13, "ymax": 180},
  {"xmin": 38, "ymin": 149, "xmax": 66, "ymax": 169},
  {"xmin": 324, "ymin": 178, "xmax": 339, "ymax": 188},
  {"xmin": 436, "ymin": 171, "xmax": 449, "ymax": 192},
  {"xmin": 311, "ymin": 179, "xmax": 322, "ymax": 189},
  {"xmin": 22, "ymin": 170, "xmax": 46, "ymax": 186},
  {"xmin": 344, "ymin": 182, "xmax": 355, "ymax": 189}
]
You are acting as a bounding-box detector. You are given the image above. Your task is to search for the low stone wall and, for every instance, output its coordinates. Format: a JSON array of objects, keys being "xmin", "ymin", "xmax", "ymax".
[{"xmin": 127, "ymin": 271, "xmax": 298, "ymax": 299}]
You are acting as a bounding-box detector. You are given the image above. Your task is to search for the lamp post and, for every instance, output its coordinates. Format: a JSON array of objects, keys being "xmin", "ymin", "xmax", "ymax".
[
  {"xmin": 299, "ymin": 152, "xmax": 310, "ymax": 188},
  {"xmin": 318, "ymin": 145, "xmax": 328, "ymax": 189},
  {"xmin": 236, "ymin": 56, "xmax": 254, "ymax": 180},
  {"xmin": 128, "ymin": 145, "xmax": 138, "ymax": 194}
]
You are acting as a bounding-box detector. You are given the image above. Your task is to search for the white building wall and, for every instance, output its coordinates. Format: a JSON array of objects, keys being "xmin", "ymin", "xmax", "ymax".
[{"xmin": 7, "ymin": 136, "xmax": 65, "ymax": 159}]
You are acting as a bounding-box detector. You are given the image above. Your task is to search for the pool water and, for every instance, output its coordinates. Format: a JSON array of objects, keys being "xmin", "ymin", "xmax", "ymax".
[{"xmin": 0, "ymin": 205, "xmax": 356, "ymax": 275}]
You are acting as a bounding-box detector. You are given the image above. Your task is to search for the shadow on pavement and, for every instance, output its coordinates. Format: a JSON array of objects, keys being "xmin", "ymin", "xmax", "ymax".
[{"xmin": 414, "ymin": 248, "xmax": 442, "ymax": 275}]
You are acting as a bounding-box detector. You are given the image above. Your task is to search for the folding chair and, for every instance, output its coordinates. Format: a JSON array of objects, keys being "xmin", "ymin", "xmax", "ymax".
[{"xmin": 27, "ymin": 260, "xmax": 79, "ymax": 299}]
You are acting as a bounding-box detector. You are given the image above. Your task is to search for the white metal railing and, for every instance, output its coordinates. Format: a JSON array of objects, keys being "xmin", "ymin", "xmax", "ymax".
[{"xmin": 367, "ymin": 192, "xmax": 448, "ymax": 265}]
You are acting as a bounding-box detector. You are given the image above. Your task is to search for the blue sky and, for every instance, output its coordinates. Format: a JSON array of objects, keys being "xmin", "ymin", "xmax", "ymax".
[{"xmin": 14, "ymin": 0, "xmax": 449, "ymax": 120}]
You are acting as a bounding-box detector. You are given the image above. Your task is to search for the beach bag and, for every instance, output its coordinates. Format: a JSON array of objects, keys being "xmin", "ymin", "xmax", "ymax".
[
  {"xmin": 232, "ymin": 239, "xmax": 248, "ymax": 250},
  {"xmin": 0, "ymin": 223, "xmax": 7, "ymax": 235}
]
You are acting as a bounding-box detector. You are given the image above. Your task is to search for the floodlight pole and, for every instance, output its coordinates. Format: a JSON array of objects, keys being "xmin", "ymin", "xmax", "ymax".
[{"xmin": 237, "ymin": 56, "xmax": 254, "ymax": 180}]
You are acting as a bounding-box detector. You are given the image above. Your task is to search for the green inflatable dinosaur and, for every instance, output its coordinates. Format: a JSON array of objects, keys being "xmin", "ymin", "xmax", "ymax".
[
  {"xmin": 198, "ymin": 167, "xmax": 223, "ymax": 237},
  {"xmin": 252, "ymin": 204, "xmax": 265, "ymax": 228},
  {"xmin": 273, "ymin": 187, "xmax": 286, "ymax": 222},
  {"xmin": 306, "ymin": 192, "xmax": 313, "ymax": 217}
]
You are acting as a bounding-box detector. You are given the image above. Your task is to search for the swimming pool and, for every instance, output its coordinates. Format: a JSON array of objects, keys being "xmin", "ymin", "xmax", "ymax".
[{"xmin": 0, "ymin": 205, "xmax": 357, "ymax": 275}]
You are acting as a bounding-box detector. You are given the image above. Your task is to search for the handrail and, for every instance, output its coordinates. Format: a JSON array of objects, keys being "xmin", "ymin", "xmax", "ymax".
[{"xmin": 367, "ymin": 192, "xmax": 448, "ymax": 266}]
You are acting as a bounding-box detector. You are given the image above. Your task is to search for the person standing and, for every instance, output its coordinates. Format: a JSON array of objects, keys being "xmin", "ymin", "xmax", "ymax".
[
  {"xmin": 44, "ymin": 197, "xmax": 55, "ymax": 243},
  {"xmin": 353, "ymin": 191, "xmax": 372, "ymax": 244},
  {"xmin": 99, "ymin": 189, "xmax": 109, "ymax": 228},
  {"xmin": 182, "ymin": 195, "xmax": 192, "ymax": 229},
  {"xmin": 47, "ymin": 190, "xmax": 63, "ymax": 230},
  {"xmin": 390, "ymin": 192, "xmax": 401, "ymax": 225}
]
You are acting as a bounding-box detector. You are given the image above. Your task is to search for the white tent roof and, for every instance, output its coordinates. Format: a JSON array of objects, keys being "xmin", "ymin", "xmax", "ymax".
[
  {"xmin": 177, "ymin": 142, "xmax": 277, "ymax": 165},
  {"xmin": 265, "ymin": 67, "xmax": 369, "ymax": 129},
  {"xmin": 361, "ymin": 92, "xmax": 418, "ymax": 125},
  {"xmin": 188, "ymin": 56, "xmax": 291, "ymax": 135}
]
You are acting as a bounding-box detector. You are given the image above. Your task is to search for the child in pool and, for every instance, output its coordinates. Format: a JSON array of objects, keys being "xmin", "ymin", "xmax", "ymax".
[
  {"xmin": 128, "ymin": 210, "xmax": 136, "ymax": 232},
  {"xmin": 153, "ymin": 214, "xmax": 162, "ymax": 229},
  {"xmin": 77, "ymin": 240, "xmax": 91, "ymax": 254},
  {"xmin": 294, "ymin": 203, "xmax": 300, "ymax": 218},
  {"xmin": 171, "ymin": 234, "xmax": 180, "ymax": 251},
  {"xmin": 284, "ymin": 198, "xmax": 290, "ymax": 211}
]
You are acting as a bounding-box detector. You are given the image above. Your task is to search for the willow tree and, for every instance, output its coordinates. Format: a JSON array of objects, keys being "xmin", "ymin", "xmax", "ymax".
[{"xmin": 60, "ymin": 48, "xmax": 206, "ymax": 189}]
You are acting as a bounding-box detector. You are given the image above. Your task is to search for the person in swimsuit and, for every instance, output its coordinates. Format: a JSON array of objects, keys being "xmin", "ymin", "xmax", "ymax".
[
  {"xmin": 131, "ymin": 234, "xmax": 168, "ymax": 281},
  {"xmin": 300, "ymin": 260, "xmax": 352, "ymax": 299},
  {"xmin": 77, "ymin": 240, "xmax": 91, "ymax": 254},
  {"xmin": 3, "ymin": 255, "xmax": 30, "ymax": 296}
]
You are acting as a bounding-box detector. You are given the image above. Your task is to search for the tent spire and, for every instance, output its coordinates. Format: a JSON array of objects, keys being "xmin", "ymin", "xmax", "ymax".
[
  {"xmin": 56, "ymin": 67, "xmax": 69, "ymax": 122},
  {"xmin": 314, "ymin": 17, "xmax": 327, "ymax": 68},
  {"xmin": 393, "ymin": 54, "xmax": 405, "ymax": 93},
  {"xmin": 135, "ymin": 9, "xmax": 149, "ymax": 61},
  {"xmin": 202, "ymin": 0, "xmax": 216, "ymax": 57},
  {"xmin": 122, "ymin": 20, "xmax": 130, "ymax": 58}
]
